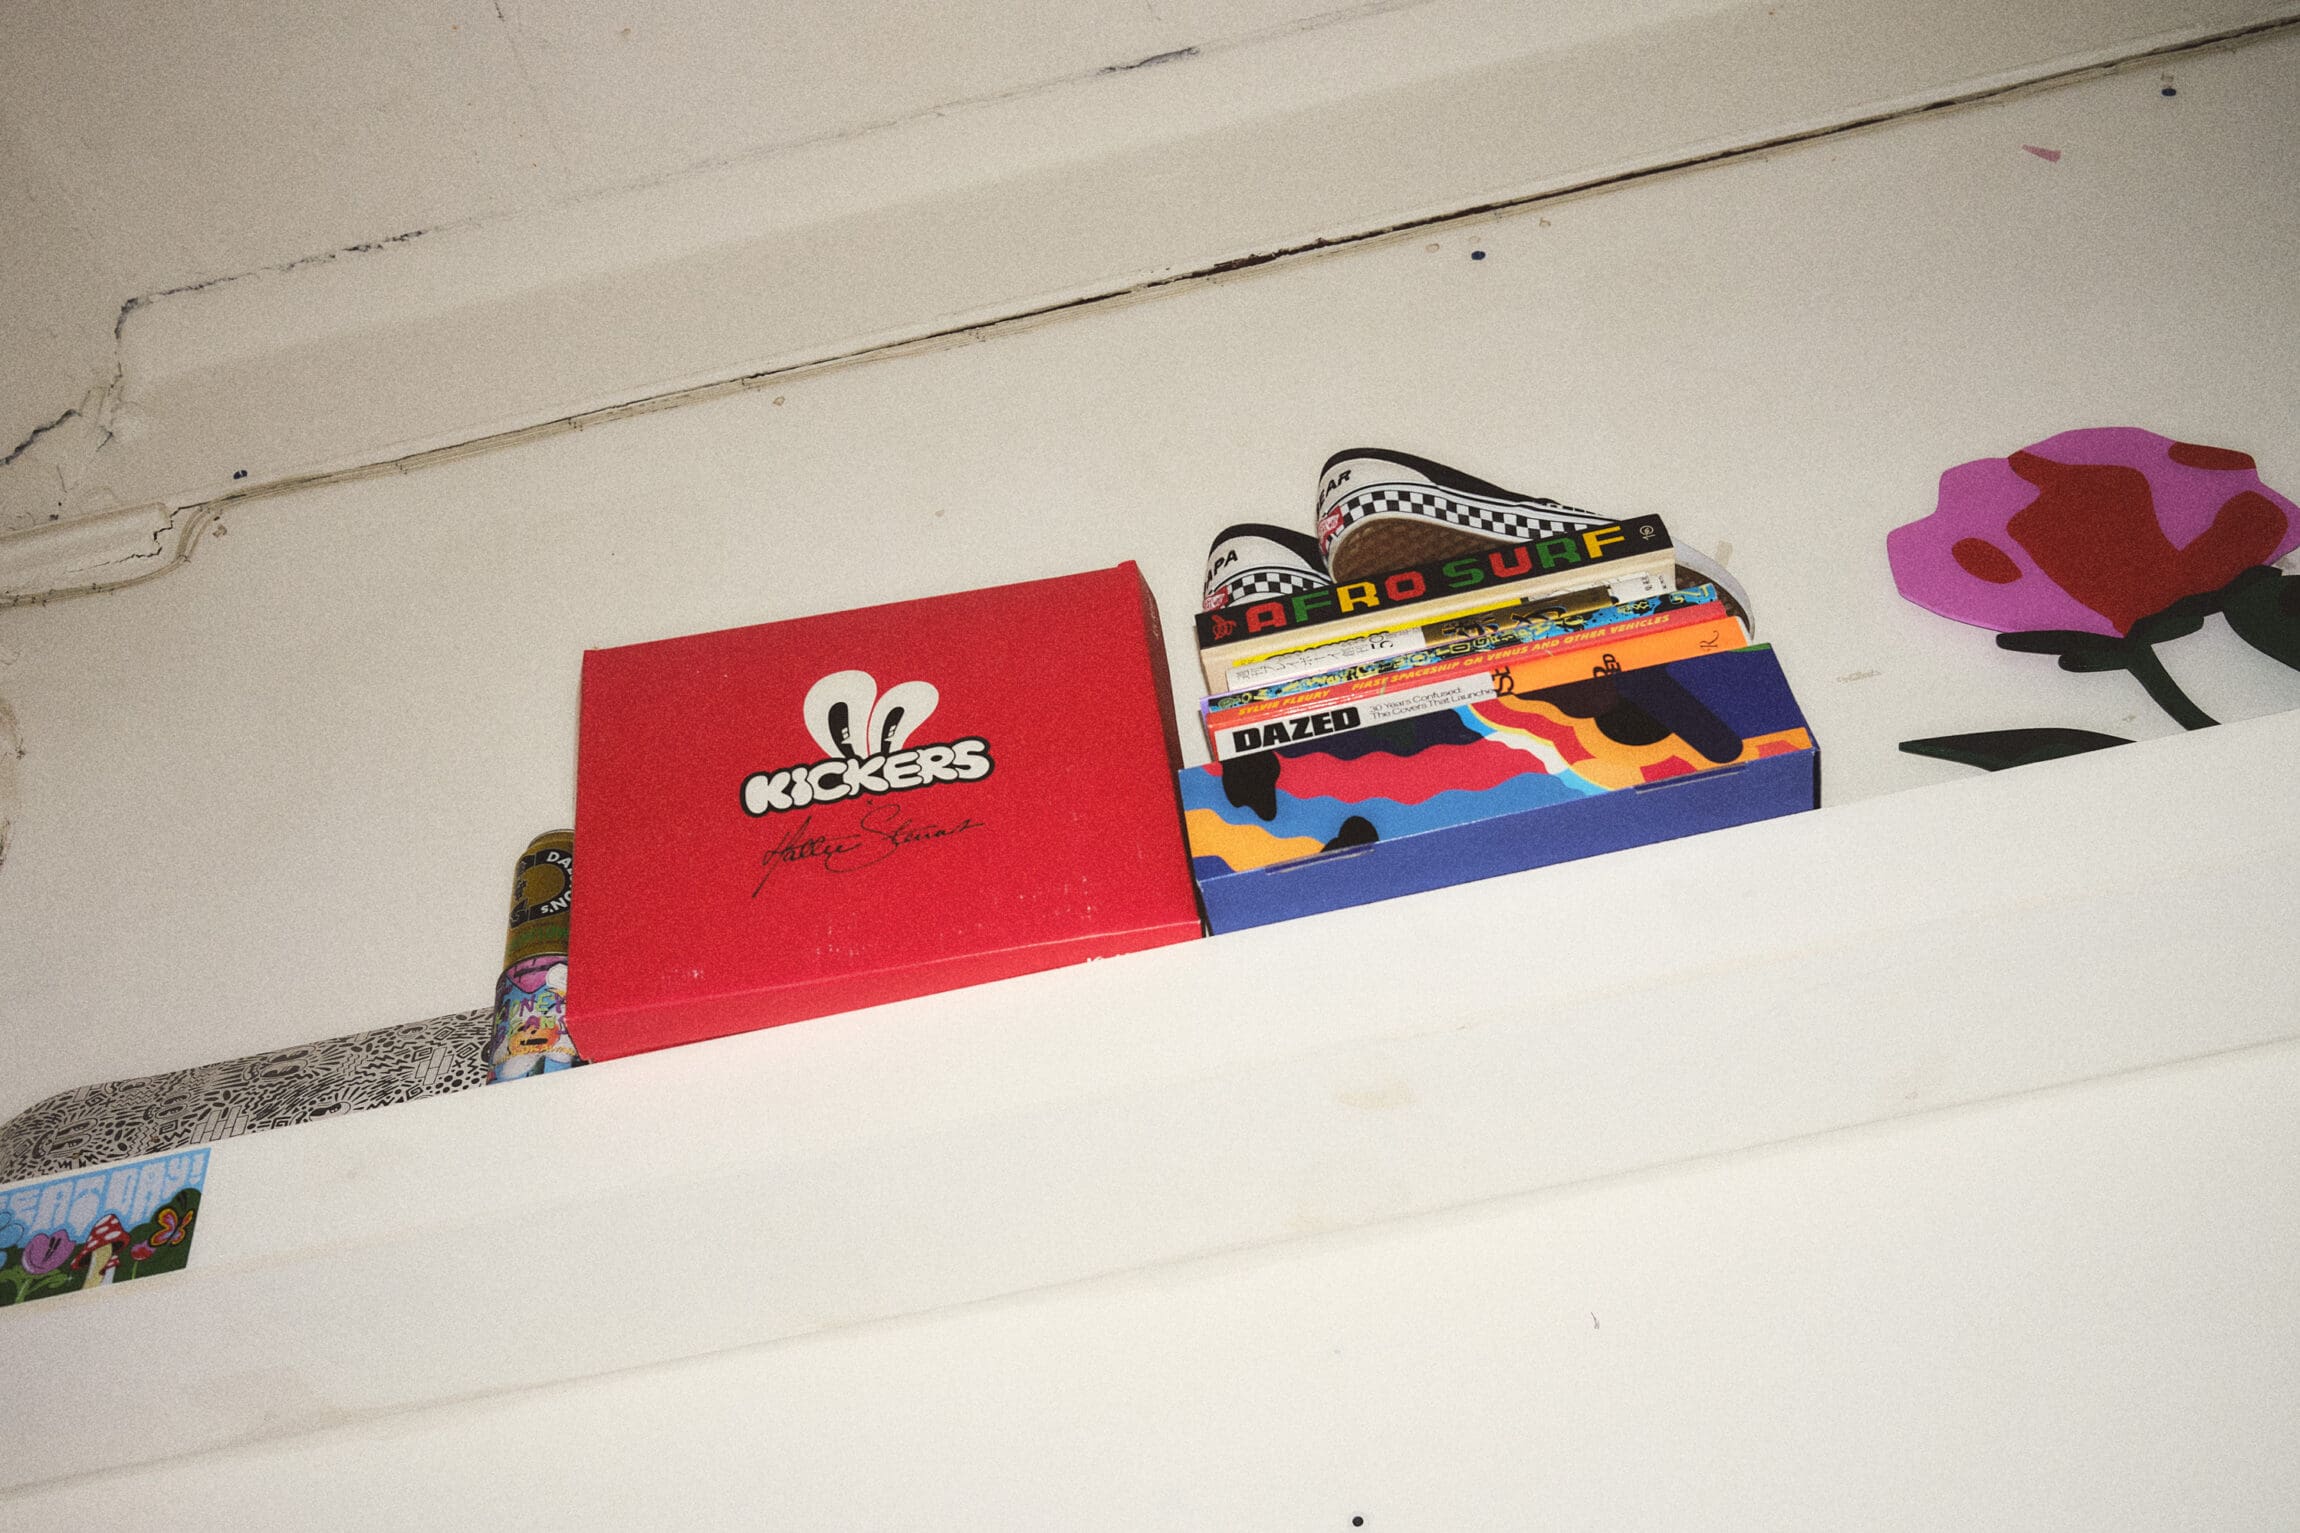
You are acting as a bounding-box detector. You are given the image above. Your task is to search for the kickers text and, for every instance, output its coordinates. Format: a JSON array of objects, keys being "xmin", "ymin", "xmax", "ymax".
[{"xmin": 742, "ymin": 738, "xmax": 992, "ymax": 815}]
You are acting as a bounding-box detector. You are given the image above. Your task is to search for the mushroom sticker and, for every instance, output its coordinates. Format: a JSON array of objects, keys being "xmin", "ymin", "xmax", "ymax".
[
  {"xmin": 0, "ymin": 1148, "xmax": 208, "ymax": 1307},
  {"xmin": 71, "ymin": 1214, "xmax": 129, "ymax": 1290},
  {"xmin": 1889, "ymin": 427, "xmax": 2300, "ymax": 770}
]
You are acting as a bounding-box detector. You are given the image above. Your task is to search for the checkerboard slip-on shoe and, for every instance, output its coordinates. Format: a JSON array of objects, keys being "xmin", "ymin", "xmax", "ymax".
[
  {"xmin": 1203, "ymin": 522, "xmax": 1332, "ymax": 610},
  {"xmin": 1315, "ymin": 448, "xmax": 1615, "ymax": 585}
]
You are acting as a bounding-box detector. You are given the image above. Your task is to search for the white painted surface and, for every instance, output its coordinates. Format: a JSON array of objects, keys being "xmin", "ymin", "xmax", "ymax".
[
  {"xmin": 5, "ymin": 705, "xmax": 2298, "ymax": 1493},
  {"xmin": 9, "ymin": 1040, "xmax": 2298, "ymax": 1521},
  {"xmin": 0, "ymin": 0, "xmax": 1374, "ymax": 529},
  {"xmin": 3, "ymin": 10, "xmax": 2298, "ymax": 1518},
  {"xmin": 6, "ymin": 0, "xmax": 2294, "ymax": 554}
]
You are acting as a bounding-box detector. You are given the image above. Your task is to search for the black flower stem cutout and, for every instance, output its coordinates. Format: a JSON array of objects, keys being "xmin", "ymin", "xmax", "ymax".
[
  {"xmin": 1994, "ymin": 565, "xmax": 2299, "ymax": 732},
  {"xmin": 2120, "ymin": 639, "xmax": 2218, "ymax": 729},
  {"xmin": 1998, "ymin": 613, "xmax": 2215, "ymax": 729}
]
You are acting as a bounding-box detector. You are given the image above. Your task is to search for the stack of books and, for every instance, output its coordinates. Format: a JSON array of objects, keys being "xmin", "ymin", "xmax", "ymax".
[{"xmin": 1178, "ymin": 450, "xmax": 1818, "ymax": 933}]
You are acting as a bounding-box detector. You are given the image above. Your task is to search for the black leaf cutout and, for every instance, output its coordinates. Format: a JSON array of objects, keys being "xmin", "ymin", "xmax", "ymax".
[
  {"xmin": 2221, "ymin": 565, "xmax": 2300, "ymax": 672},
  {"xmin": 1899, "ymin": 728, "xmax": 2132, "ymax": 772}
]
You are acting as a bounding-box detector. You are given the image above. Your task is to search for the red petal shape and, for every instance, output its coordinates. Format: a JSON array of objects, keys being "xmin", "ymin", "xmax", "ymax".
[
  {"xmin": 1952, "ymin": 537, "xmax": 2021, "ymax": 583},
  {"xmin": 2006, "ymin": 453, "xmax": 2288, "ymax": 633},
  {"xmin": 2209, "ymin": 491, "xmax": 2291, "ymax": 567},
  {"xmin": 2168, "ymin": 442, "xmax": 2255, "ymax": 471}
]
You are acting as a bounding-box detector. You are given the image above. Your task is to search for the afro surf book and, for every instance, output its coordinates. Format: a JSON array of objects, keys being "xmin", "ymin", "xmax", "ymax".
[{"xmin": 1194, "ymin": 514, "xmax": 1675, "ymax": 694}]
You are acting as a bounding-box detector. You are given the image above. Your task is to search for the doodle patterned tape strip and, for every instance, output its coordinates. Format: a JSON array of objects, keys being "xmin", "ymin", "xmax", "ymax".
[{"xmin": 0, "ymin": 1011, "xmax": 489, "ymax": 1183}]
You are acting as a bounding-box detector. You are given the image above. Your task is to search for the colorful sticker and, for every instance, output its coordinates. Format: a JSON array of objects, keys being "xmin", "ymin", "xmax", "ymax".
[
  {"xmin": 0, "ymin": 1148, "xmax": 208, "ymax": 1305},
  {"xmin": 489, "ymin": 955, "xmax": 579, "ymax": 1080}
]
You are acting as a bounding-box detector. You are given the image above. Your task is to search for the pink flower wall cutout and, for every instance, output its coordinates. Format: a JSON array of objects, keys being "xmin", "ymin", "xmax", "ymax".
[
  {"xmin": 1888, "ymin": 427, "xmax": 2298, "ymax": 637},
  {"xmin": 1891, "ymin": 427, "xmax": 2300, "ymax": 765}
]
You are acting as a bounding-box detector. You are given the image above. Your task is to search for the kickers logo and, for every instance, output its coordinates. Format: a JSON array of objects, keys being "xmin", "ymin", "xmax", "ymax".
[{"xmin": 741, "ymin": 670, "xmax": 992, "ymax": 816}]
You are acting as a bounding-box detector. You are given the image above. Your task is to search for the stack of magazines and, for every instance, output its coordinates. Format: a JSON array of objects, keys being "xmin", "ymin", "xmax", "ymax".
[
  {"xmin": 1195, "ymin": 449, "xmax": 1752, "ymax": 760},
  {"xmin": 1179, "ymin": 448, "xmax": 1815, "ymax": 932}
]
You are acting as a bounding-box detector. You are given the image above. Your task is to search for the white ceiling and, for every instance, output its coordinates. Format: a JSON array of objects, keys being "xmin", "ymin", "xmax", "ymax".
[
  {"xmin": 0, "ymin": 0, "xmax": 1384, "ymax": 480},
  {"xmin": 4, "ymin": 0, "xmax": 2288, "ymax": 562},
  {"xmin": 5, "ymin": 0, "xmax": 1389, "ymax": 291}
]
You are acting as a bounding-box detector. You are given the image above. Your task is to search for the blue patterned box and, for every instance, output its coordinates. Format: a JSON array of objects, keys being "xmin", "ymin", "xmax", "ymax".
[{"xmin": 1180, "ymin": 646, "xmax": 1818, "ymax": 932}]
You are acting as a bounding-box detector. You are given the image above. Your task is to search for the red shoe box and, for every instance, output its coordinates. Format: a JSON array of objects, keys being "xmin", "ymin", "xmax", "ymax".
[{"xmin": 567, "ymin": 563, "xmax": 1204, "ymax": 1061}]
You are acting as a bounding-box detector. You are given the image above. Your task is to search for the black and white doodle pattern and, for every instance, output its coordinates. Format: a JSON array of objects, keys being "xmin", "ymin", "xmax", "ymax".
[{"xmin": 0, "ymin": 1010, "xmax": 491, "ymax": 1183}]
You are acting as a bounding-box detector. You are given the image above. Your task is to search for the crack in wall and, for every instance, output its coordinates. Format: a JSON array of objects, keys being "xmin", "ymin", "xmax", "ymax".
[
  {"xmin": 0, "ymin": 502, "xmax": 217, "ymax": 609},
  {"xmin": 0, "ymin": 408, "xmax": 81, "ymax": 470},
  {"xmin": 111, "ymin": 226, "xmax": 439, "ymax": 344},
  {"xmin": 8, "ymin": 231, "xmax": 437, "ymax": 531},
  {"xmin": 491, "ymin": 0, "xmax": 573, "ymax": 184},
  {"xmin": 1, "ymin": 359, "xmax": 126, "ymax": 533},
  {"xmin": 1102, "ymin": 45, "xmax": 1200, "ymax": 72}
]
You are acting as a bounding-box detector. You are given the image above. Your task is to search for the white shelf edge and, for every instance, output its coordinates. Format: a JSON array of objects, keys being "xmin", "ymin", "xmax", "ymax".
[{"xmin": 7, "ymin": 706, "xmax": 2296, "ymax": 1493}]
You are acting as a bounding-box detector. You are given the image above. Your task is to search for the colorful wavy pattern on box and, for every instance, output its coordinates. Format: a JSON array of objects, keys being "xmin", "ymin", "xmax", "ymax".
[{"xmin": 1183, "ymin": 653, "xmax": 1813, "ymax": 876}]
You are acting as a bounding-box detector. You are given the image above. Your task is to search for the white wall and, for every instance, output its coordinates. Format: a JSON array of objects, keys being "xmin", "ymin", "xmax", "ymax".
[
  {"xmin": 6, "ymin": 0, "xmax": 2284, "ymax": 566},
  {"xmin": 0, "ymin": 0, "xmax": 1379, "ymax": 533},
  {"xmin": 12, "ymin": 1039, "xmax": 2297, "ymax": 1527},
  {"xmin": 5, "ymin": 20, "xmax": 2295, "ymax": 1120},
  {"xmin": 4, "ymin": 8, "xmax": 2299, "ymax": 1521}
]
